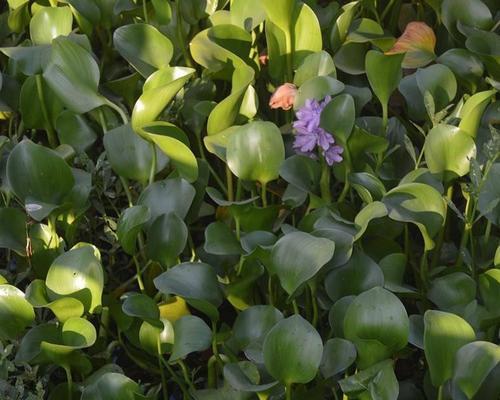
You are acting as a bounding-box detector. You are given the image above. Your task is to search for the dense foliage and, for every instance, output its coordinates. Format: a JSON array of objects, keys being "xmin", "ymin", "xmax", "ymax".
[{"xmin": 0, "ymin": 0, "xmax": 499, "ymax": 399}]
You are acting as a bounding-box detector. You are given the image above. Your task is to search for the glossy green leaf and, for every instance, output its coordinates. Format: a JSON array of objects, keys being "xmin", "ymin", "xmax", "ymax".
[
  {"xmin": 103, "ymin": 123, "xmax": 168, "ymax": 183},
  {"xmin": 169, "ymin": 315, "xmax": 212, "ymax": 362},
  {"xmin": 0, "ymin": 284, "xmax": 35, "ymax": 340},
  {"xmin": 441, "ymin": 0, "xmax": 492, "ymax": 38},
  {"xmin": 271, "ymin": 231, "xmax": 334, "ymax": 295},
  {"xmin": 478, "ymin": 163, "xmax": 500, "ymax": 226},
  {"xmin": 320, "ymin": 94, "xmax": 355, "ymax": 143},
  {"xmin": 154, "ymin": 262, "xmax": 223, "ymax": 319},
  {"xmin": 428, "ymin": 272, "xmax": 476, "ymax": 312},
  {"xmin": 478, "ymin": 269, "xmax": 500, "ymax": 314},
  {"xmin": 453, "ymin": 341, "xmax": 500, "ymax": 399},
  {"xmin": 465, "ymin": 30, "xmax": 500, "ymax": 81},
  {"xmin": 330, "ymin": 1, "xmax": 359, "ymax": 50},
  {"xmin": 204, "ymin": 221, "xmax": 241, "ymax": 256},
  {"xmin": 122, "ymin": 293, "xmax": 159, "ymax": 322},
  {"xmin": 6, "ymin": 139, "xmax": 74, "ymax": 220},
  {"xmin": 0, "ymin": 207, "xmax": 27, "ymax": 255},
  {"xmin": 56, "ymin": 111, "xmax": 97, "ymax": 153},
  {"xmin": 223, "ymin": 362, "xmax": 278, "ymax": 392},
  {"xmin": 344, "ymin": 287, "xmax": 409, "ymax": 368},
  {"xmin": 82, "ymin": 372, "xmax": 142, "ymax": 400},
  {"xmin": 424, "ymin": 124, "xmax": 476, "ymax": 180},
  {"xmin": 138, "ymin": 178, "xmax": 196, "ymax": 228},
  {"xmin": 325, "ymin": 251, "xmax": 384, "ymax": 302},
  {"xmin": 30, "ymin": 6, "xmax": 73, "ymax": 45},
  {"xmin": 423, "ymin": 310, "xmax": 476, "ymax": 386},
  {"xmin": 226, "ymin": 121, "xmax": 284, "ymax": 184},
  {"xmin": 179, "ymin": 0, "xmax": 217, "ymax": 24},
  {"xmin": 147, "ymin": 213, "xmax": 188, "ymax": 266},
  {"xmin": 459, "ymin": 90, "xmax": 496, "ymax": 138},
  {"xmin": 339, "ymin": 359, "xmax": 398, "ymax": 400},
  {"xmin": 383, "ymin": 183, "xmax": 446, "ymax": 250},
  {"xmin": 263, "ymin": 315, "xmax": 323, "ymax": 384},
  {"xmin": 113, "ymin": 23, "xmax": 173, "ymax": 78},
  {"xmin": 293, "ymin": 76, "xmax": 344, "ymax": 109},
  {"xmin": 416, "ymin": 64, "xmax": 457, "ymax": 113},
  {"xmin": 437, "ymin": 49, "xmax": 484, "ymax": 93},
  {"xmin": 117, "ymin": 205, "xmax": 150, "ymax": 255},
  {"xmin": 365, "ymin": 51, "xmax": 404, "ymax": 115},
  {"xmin": 279, "ymin": 155, "xmax": 321, "ymax": 193},
  {"xmin": 43, "ymin": 36, "xmax": 106, "ymax": 113},
  {"xmin": 294, "ymin": 51, "xmax": 336, "ymax": 87},
  {"xmin": 46, "ymin": 244, "xmax": 104, "ymax": 314},
  {"xmin": 320, "ymin": 338, "xmax": 357, "ymax": 378}
]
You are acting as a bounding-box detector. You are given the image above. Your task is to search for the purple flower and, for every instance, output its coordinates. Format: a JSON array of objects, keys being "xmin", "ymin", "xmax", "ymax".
[{"xmin": 292, "ymin": 96, "xmax": 343, "ymax": 166}]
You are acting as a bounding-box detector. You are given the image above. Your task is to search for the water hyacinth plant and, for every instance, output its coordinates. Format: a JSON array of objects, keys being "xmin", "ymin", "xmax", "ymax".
[{"xmin": 0, "ymin": 0, "xmax": 499, "ymax": 399}]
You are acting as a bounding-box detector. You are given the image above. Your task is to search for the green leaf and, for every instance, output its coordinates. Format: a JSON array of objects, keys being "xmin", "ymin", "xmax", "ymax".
[
  {"xmin": 437, "ymin": 49, "xmax": 484, "ymax": 93},
  {"xmin": 103, "ymin": 123, "xmax": 168, "ymax": 183},
  {"xmin": 223, "ymin": 362, "xmax": 278, "ymax": 392},
  {"xmin": 82, "ymin": 372, "xmax": 142, "ymax": 400},
  {"xmin": 344, "ymin": 287, "xmax": 409, "ymax": 368},
  {"xmin": 204, "ymin": 221, "xmax": 241, "ymax": 256},
  {"xmin": 138, "ymin": 178, "xmax": 196, "ymax": 228},
  {"xmin": 339, "ymin": 359, "xmax": 398, "ymax": 400},
  {"xmin": 325, "ymin": 251, "xmax": 384, "ymax": 302},
  {"xmin": 154, "ymin": 262, "xmax": 223, "ymax": 319},
  {"xmin": 226, "ymin": 121, "xmax": 285, "ymax": 184},
  {"xmin": 365, "ymin": 51, "xmax": 404, "ymax": 115},
  {"xmin": 122, "ymin": 293, "xmax": 160, "ymax": 322},
  {"xmin": 320, "ymin": 338, "xmax": 357, "ymax": 378},
  {"xmin": 330, "ymin": 1, "xmax": 359, "ymax": 51},
  {"xmin": 231, "ymin": 305, "xmax": 283, "ymax": 352},
  {"xmin": 320, "ymin": 94, "xmax": 355, "ymax": 144},
  {"xmin": 294, "ymin": 51, "xmax": 336, "ymax": 87},
  {"xmin": 117, "ymin": 205, "xmax": 150, "ymax": 255},
  {"xmin": 43, "ymin": 36, "xmax": 106, "ymax": 113},
  {"xmin": 334, "ymin": 42, "xmax": 370, "ymax": 75},
  {"xmin": 416, "ymin": 64, "xmax": 457, "ymax": 113},
  {"xmin": 477, "ymin": 163, "xmax": 500, "ymax": 225},
  {"xmin": 293, "ymin": 76, "xmax": 344, "ymax": 109},
  {"xmin": 441, "ymin": 0, "xmax": 493, "ymax": 38},
  {"xmin": 46, "ymin": 243, "xmax": 104, "ymax": 314},
  {"xmin": 271, "ymin": 231, "xmax": 335, "ymax": 295},
  {"xmin": 140, "ymin": 122, "xmax": 198, "ymax": 182},
  {"xmin": 147, "ymin": 213, "xmax": 188, "ymax": 266},
  {"xmin": 30, "ymin": 6, "xmax": 73, "ymax": 45},
  {"xmin": 427, "ymin": 272, "xmax": 476, "ymax": 312},
  {"xmin": 423, "ymin": 310, "xmax": 476, "ymax": 386},
  {"xmin": 354, "ymin": 201, "xmax": 388, "ymax": 241},
  {"xmin": 113, "ymin": 23, "xmax": 173, "ymax": 78},
  {"xmin": 56, "ymin": 111, "xmax": 97, "ymax": 153},
  {"xmin": 424, "ymin": 124, "xmax": 476, "ymax": 180},
  {"xmin": 279, "ymin": 155, "xmax": 321, "ymax": 193},
  {"xmin": 465, "ymin": 30, "xmax": 500, "ymax": 81},
  {"xmin": 179, "ymin": 0, "xmax": 218, "ymax": 24},
  {"xmin": 263, "ymin": 315, "xmax": 323, "ymax": 384},
  {"xmin": 0, "ymin": 207, "xmax": 27, "ymax": 255},
  {"xmin": 169, "ymin": 315, "xmax": 212, "ymax": 362},
  {"xmin": 459, "ymin": 90, "xmax": 496, "ymax": 138},
  {"xmin": 453, "ymin": 341, "xmax": 500, "ymax": 399},
  {"xmin": 0, "ymin": 284, "xmax": 35, "ymax": 340},
  {"xmin": 6, "ymin": 139, "xmax": 74, "ymax": 220},
  {"xmin": 478, "ymin": 269, "xmax": 500, "ymax": 314},
  {"xmin": 131, "ymin": 67, "xmax": 195, "ymax": 130},
  {"xmin": 383, "ymin": 183, "xmax": 446, "ymax": 250}
]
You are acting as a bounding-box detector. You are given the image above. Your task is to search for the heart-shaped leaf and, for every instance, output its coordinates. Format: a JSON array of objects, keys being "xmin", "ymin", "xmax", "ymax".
[
  {"xmin": 320, "ymin": 338, "xmax": 357, "ymax": 378},
  {"xmin": 169, "ymin": 315, "xmax": 212, "ymax": 362},
  {"xmin": 30, "ymin": 6, "xmax": 73, "ymax": 45},
  {"xmin": 0, "ymin": 284, "xmax": 35, "ymax": 340}
]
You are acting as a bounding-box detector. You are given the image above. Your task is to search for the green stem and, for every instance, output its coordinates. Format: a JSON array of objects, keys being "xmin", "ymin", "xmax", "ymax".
[
  {"xmin": 161, "ymin": 358, "xmax": 190, "ymax": 398},
  {"xmin": 419, "ymin": 250, "xmax": 429, "ymax": 291},
  {"xmin": 149, "ymin": 142, "xmax": 157, "ymax": 185},
  {"xmin": 120, "ymin": 176, "xmax": 134, "ymax": 207},
  {"xmin": 382, "ymin": 102, "xmax": 389, "ymax": 133},
  {"xmin": 292, "ymin": 300, "xmax": 299, "ymax": 315},
  {"xmin": 178, "ymin": 360, "xmax": 195, "ymax": 392},
  {"xmin": 175, "ymin": 0, "xmax": 194, "ymax": 68},
  {"xmin": 49, "ymin": 0, "xmax": 58, "ymax": 7},
  {"xmin": 105, "ymin": 99, "xmax": 129, "ymax": 125},
  {"xmin": 195, "ymin": 133, "xmax": 227, "ymax": 194},
  {"xmin": 64, "ymin": 367, "xmax": 73, "ymax": 400},
  {"xmin": 157, "ymin": 340, "xmax": 169, "ymax": 400},
  {"xmin": 261, "ymin": 182, "xmax": 268, "ymax": 207},
  {"xmin": 226, "ymin": 166, "xmax": 234, "ymax": 202},
  {"xmin": 268, "ymin": 276, "xmax": 274, "ymax": 306},
  {"xmin": 311, "ymin": 286, "xmax": 318, "ymax": 328},
  {"xmin": 284, "ymin": 32, "xmax": 293, "ymax": 82},
  {"xmin": 211, "ymin": 320, "xmax": 224, "ymax": 366},
  {"xmin": 286, "ymin": 383, "xmax": 293, "ymax": 400},
  {"xmin": 35, "ymin": 75, "xmax": 57, "ymax": 148},
  {"xmin": 456, "ymin": 194, "xmax": 472, "ymax": 268},
  {"xmin": 319, "ymin": 157, "xmax": 332, "ymax": 203},
  {"xmin": 437, "ymin": 385, "xmax": 443, "ymax": 400},
  {"xmin": 381, "ymin": 0, "xmax": 397, "ymax": 20},
  {"xmin": 142, "ymin": 0, "xmax": 149, "ymax": 23},
  {"xmin": 431, "ymin": 184, "xmax": 454, "ymax": 269},
  {"xmin": 133, "ymin": 255, "xmax": 145, "ymax": 292},
  {"xmin": 484, "ymin": 220, "xmax": 492, "ymax": 243}
]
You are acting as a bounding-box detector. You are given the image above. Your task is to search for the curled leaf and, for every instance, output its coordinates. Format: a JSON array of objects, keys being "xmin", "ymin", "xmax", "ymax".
[{"xmin": 386, "ymin": 22, "xmax": 436, "ymax": 68}]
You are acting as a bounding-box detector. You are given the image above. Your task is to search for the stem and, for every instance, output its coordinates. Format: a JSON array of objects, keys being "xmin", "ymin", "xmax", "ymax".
[
  {"xmin": 431, "ymin": 184, "xmax": 453, "ymax": 269},
  {"xmin": 311, "ymin": 286, "xmax": 318, "ymax": 328},
  {"xmin": 320, "ymin": 157, "xmax": 332, "ymax": 203},
  {"xmin": 142, "ymin": 0, "xmax": 149, "ymax": 23},
  {"xmin": 437, "ymin": 385, "xmax": 443, "ymax": 400},
  {"xmin": 456, "ymin": 194, "xmax": 472, "ymax": 268},
  {"xmin": 292, "ymin": 300, "xmax": 299, "ymax": 315},
  {"xmin": 226, "ymin": 166, "xmax": 234, "ymax": 202},
  {"xmin": 211, "ymin": 320, "xmax": 224, "ymax": 366},
  {"xmin": 105, "ymin": 99, "xmax": 128, "ymax": 125},
  {"xmin": 149, "ymin": 142, "xmax": 157, "ymax": 185},
  {"xmin": 268, "ymin": 276, "xmax": 274, "ymax": 306},
  {"xmin": 381, "ymin": 0, "xmax": 397, "ymax": 20},
  {"xmin": 175, "ymin": 0, "xmax": 194, "ymax": 68},
  {"xmin": 35, "ymin": 75, "xmax": 57, "ymax": 148},
  {"xmin": 120, "ymin": 176, "xmax": 134, "ymax": 207},
  {"xmin": 261, "ymin": 182, "xmax": 268, "ymax": 207},
  {"xmin": 133, "ymin": 255, "xmax": 145, "ymax": 292},
  {"xmin": 484, "ymin": 220, "xmax": 492, "ymax": 243},
  {"xmin": 284, "ymin": 32, "xmax": 293, "ymax": 82},
  {"xmin": 286, "ymin": 383, "xmax": 293, "ymax": 400},
  {"xmin": 157, "ymin": 340, "xmax": 169, "ymax": 400},
  {"xmin": 195, "ymin": 133, "xmax": 227, "ymax": 194},
  {"xmin": 178, "ymin": 360, "xmax": 195, "ymax": 392},
  {"xmin": 64, "ymin": 367, "xmax": 73, "ymax": 400},
  {"xmin": 419, "ymin": 250, "xmax": 429, "ymax": 291},
  {"xmin": 382, "ymin": 102, "xmax": 389, "ymax": 133}
]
